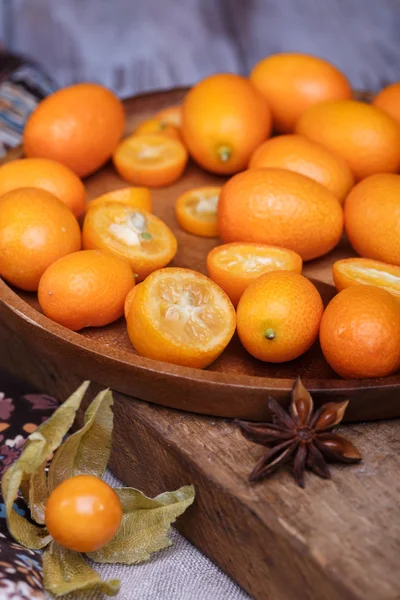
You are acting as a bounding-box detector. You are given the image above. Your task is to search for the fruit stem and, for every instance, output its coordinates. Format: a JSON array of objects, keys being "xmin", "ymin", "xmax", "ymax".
[
  {"xmin": 264, "ymin": 328, "xmax": 276, "ymax": 340},
  {"xmin": 217, "ymin": 146, "xmax": 231, "ymax": 163}
]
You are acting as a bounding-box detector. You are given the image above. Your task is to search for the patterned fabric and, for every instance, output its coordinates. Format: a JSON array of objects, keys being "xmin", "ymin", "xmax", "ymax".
[
  {"xmin": 0, "ymin": 52, "xmax": 57, "ymax": 157},
  {"xmin": 0, "ymin": 372, "xmax": 58, "ymax": 600}
]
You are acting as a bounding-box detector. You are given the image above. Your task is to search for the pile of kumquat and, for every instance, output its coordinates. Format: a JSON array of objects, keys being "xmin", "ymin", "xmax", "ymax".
[{"xmin": 2, "ymin": 53, "xmax": 400, "ymax": 380}]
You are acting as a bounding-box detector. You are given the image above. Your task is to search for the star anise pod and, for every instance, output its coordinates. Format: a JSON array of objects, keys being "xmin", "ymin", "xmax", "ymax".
[{"xmin": 236, "ymin": 377, "xmax": 362, "ymax": 488}]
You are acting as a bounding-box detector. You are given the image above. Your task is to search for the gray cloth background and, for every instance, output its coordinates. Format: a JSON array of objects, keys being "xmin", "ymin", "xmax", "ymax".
[
  {"xmin": 2, "ymin": 0, "xmax": 400, "ymax": 96},
  {"xmin": 46, "ymin": 470, "xmax": 249, "ymax": 600}
]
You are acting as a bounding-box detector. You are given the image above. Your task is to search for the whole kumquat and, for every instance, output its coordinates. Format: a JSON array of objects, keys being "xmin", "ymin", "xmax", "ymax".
[
  {"xmin": 237, "ymin": 271, "xmax": 323, "ymax": 363},
  {"xmin": 250, "ymin": 53, "xmax": 351, "ymax": 133},
  {"xmin": 38, "ymin": 249, "xmax": 135, "ymax": 331},
  {"xmin": 45, "ymin": 475, "xmax": 123, "ymax": 553},
  {"xmin": 24, "ymin": 83, "xmax": 125, "ymax": 178},
  {"xmin": 113, "ymin": 133, "xmax": 188, "ymax": 187},
  {"xmin": 127, "ymin": 267, "xmax": 236, "ymax": 368},
  {"xmin": 320, "ymin": 286, "xmax": 400, "ymax": 379},
  {"xmin": 248, "ymin": 134, "xmax": 354, "ymax": 203},
  {"xmin": 182, "ymin": 73, "xmax": 271, "ymax": 174},
  {"xmin": 218, "ymin": 168, "xmax": 343, "ymax": 261},
  {"xmin": 175, "ymin": 186, "xmax": 221, "ymax": 237},
  {"xmin": 0, "ymin": 187, "xmax": 81, "ymax": 291},
  {"xmin": 207, "ymin": 243, "xmax": 303, "ymax": 306},
  {"xmin": 344, "ymin": 174, "xmax": 400, "ymax": 265},
  {"xmin": 0, "ymin": 157, "xmax": 86, "ymax": 217},
  {"xmin": 296, "ymin": 100, "xmax": 400, "ymax": 180},
  {"xmin": 83, "ymin": 201, "xmax": 177, "ymax": 280},
  {"xmin": 373, "ymin": 82, "xmax": 400, "ymax": 126}
]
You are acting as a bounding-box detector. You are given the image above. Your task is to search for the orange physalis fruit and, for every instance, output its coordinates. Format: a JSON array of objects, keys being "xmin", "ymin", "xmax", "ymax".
[
  {"xmin": 175, "ymin": 186, "xmax": 221, "ymax": 237},
  {"xmin": 45, "ymin": 475, "xmax": 123, "ymax": 553}
]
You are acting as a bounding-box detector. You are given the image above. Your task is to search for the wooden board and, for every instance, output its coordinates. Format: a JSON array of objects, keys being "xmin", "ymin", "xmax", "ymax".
[
  {"xmin": 0, "ymin": 318, "xmax": 399, "ymax": 600},
  {"xmin": 1, "ymin": 88, "xmax": 400, "ymax": 422}
]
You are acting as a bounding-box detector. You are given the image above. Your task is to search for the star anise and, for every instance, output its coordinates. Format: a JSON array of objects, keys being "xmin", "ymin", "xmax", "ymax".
[{"xmin": 236, "ymin": 377, "xmax": 362, "ymax": 488}]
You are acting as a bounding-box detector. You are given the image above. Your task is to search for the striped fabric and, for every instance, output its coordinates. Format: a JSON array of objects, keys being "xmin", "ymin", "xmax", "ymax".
[{"xmin": 0, "ymin": 55, "xmax": 57, "ymax": 156}]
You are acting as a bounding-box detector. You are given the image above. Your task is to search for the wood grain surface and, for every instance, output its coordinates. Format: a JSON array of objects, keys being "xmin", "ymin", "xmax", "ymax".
[
  {"xmin": 0, "ymin": 316, "xmax": 399, "ymax": 600},
  {"xmin": 1, "ymin": 88, "xmax": 400, "ymax": 423}
]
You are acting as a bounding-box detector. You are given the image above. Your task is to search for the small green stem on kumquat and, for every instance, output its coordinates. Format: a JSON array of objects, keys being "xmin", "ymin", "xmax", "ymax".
[
  {"xmin": 217, "ymin": 146, "xmax": 231, "ymax": 163},
  {"xmin": 264, "ymin": 328, "xmax": 276, "ymax": 340}
]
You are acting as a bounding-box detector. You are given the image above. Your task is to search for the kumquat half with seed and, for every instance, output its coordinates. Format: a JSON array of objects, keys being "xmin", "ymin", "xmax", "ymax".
[
  {"xmin": 83, "ymin": 201, "xmax": 177, "ymax": 281},
  {"xmin": 176, "ymin": 186, "xmax": 221, "ymax": 237}
]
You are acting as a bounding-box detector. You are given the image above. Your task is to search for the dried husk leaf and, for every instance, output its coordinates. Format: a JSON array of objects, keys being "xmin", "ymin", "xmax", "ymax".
[
  {"xmin": 48, "ymin": 388, "xmax": 113, "ymax": 492},
  {"xmin": 88, "ymin": 485, "xmax": 195, "ymax": 564},
  {"xmin": 28, "ymin": 460, "xmax": 49, "ymax": 524},
  {"xmin": 1, "ymin": 381, "xmax": 90, "ymax": 548},
  {"xmin": 43, "ymin": 541, "xmax": 120, "ymax": 597},
  {"xmin": 1, "ymin": 432, "xmax": 52, "ymax": 548}
]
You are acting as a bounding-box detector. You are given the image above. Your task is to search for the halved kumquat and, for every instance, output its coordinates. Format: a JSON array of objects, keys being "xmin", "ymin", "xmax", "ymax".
[
  {"xmin": 83, "ymin": 201, "xmax": 177, "ymax": 280},
  {"xmin": 333, "ymin": 257, "xmax": 400, "ymax": 299},
  {"xmin": 155, "ymin": 105, "xmax": 182, "ymax": 128},
  {"xmin": 113, "ymin": 133, "xmax": 188, "ymax": 187},
  {"xmin": 134, "ymin": 118, "xmax": 181, "ymax": 141},
  {"xmin": 176, "ymin": 186, "xmax": 221, "ymax": 237},
  {"xmin": 127, "ymin": 267, "xmax": 236, "ymax": 368},
  {"xmin": 207, "ymin": 243, "xmax": 303, "ymax": 306},
  {"xmin": 85, "ymin": 186, "xmax": 152, "ymax": 213}
]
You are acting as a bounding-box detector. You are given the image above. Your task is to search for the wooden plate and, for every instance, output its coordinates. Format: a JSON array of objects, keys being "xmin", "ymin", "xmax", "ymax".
[{"xmin": 1, "ymin": 87, "xmax": 399, "ymax": 423}]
